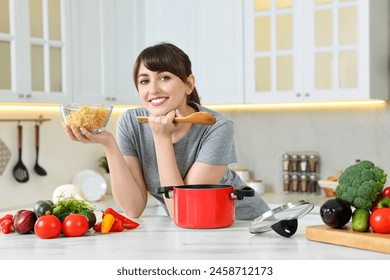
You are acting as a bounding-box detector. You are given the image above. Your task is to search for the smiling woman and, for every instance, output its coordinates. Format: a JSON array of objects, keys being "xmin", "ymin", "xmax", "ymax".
[{"xmin": 61, "ymin": 42, "xmax": 271, "ymax": 224}]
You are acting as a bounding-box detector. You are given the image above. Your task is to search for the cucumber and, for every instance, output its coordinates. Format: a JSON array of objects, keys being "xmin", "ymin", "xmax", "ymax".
[{"xmin": 352, "ymin": 208, "xmax": 370, "ymax": 232}]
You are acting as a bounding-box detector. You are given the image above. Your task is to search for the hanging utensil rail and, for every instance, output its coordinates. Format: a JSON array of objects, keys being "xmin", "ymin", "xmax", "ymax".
[{"xmin": 0, "ymin": 115, "xmax": 51, "ymax": 124}]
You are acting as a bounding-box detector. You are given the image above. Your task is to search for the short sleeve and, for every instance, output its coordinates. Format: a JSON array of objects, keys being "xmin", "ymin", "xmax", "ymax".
[{"xmin": 195, "ymin": 119, "xmax": 237, "ymax": 165}]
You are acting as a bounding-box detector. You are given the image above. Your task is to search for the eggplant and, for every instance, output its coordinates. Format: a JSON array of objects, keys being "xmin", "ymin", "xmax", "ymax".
[{"xmin": 320, "ymin": 198, "xmax": 352, "ymax": 228}]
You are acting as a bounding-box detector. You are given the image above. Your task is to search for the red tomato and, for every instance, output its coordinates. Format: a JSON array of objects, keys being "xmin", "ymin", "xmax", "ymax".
[
  {"xmin": 62, "ymin": 214, "xmax": 89, "ymax": 237},
  {"xmin": 382, "ymin": 186, "xmax": 390, "ymax": 198},
  {"xmin": 370, "ymin": 208, "xmax": 390, "ymax": 234},
  {"xmin": 34, "ymin": 215, "xmax": 62, "ymax": 239}
]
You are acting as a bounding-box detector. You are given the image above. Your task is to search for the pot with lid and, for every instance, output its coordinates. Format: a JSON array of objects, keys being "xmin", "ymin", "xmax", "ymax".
[{"xmin": 157, "ymin": 184, "xmax": 254, "ymax": 229}]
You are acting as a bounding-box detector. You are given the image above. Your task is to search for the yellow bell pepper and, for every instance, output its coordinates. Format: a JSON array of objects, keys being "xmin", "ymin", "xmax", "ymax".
[{"xmin": 101, "ymin": 213, "xmax": 115, "ymax": 234}]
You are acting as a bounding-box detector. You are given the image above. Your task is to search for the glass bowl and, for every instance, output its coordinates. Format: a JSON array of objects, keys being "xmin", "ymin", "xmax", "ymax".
[{"xmin": 60, "ymin": 103, "xmax": 113, "ymax": 134}]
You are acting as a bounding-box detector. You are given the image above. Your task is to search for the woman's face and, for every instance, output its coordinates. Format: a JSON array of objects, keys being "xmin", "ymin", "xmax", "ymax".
[{"xmin": 136, "ymin": 63, "xmax": 193, "ymax": 116}]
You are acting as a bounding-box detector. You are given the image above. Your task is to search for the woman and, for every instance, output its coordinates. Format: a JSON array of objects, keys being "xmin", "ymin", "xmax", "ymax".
[{"xmin": 63, "ymin": 42, "xmax": 270, "ymax": 220}]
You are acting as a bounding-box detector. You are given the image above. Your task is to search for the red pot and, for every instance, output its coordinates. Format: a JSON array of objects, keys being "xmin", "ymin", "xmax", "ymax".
[{"xmin": 159, "ymin": 184, "xmax": 254, "ymax": 229}]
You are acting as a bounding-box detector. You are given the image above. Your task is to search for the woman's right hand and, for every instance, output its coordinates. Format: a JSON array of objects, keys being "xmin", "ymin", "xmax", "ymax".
[{"xmin": 62, "ymin": 122, "xmax": 115, "ymax": 147}]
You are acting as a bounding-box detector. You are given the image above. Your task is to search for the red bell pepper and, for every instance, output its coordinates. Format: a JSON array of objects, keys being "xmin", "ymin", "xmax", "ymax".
[
  {"xmin": 0, "ymin": 219, "xmax": 14, "ymax": 234},
  {"xmin": 93, "ymin": 222, "xmax": 102, "ymax": 232},
  {"xmin": 382, "ymin": 186, "xmax": 390, "ymax": 198},
  {"xmin": 0, "ymin": 214, "xmax": 13, "ymax": 224},
  {"xmin": 103, "ymin": 207, "xmax": 139, "ymax": 229},
  {"xmin": 110, "ymin": 220, "xmax": 124, "ymax": 232}
]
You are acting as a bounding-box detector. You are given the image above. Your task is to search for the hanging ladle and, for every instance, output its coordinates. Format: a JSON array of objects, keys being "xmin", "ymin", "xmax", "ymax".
[
  {"xmin": 137, "ymin": 112, "xmax": 216, "ymax": 125},
  {"xmin": 34, "ymin": 123, "xmax": 47, "ymax": 176},
  {"xmin": 12, "ymin": 124, "xmax": 29, "ymax": 183}
]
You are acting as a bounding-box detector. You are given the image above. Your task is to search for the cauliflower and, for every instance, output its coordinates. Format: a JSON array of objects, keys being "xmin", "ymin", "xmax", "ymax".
[{"xmin": 335, "ymin": 160, "xmax": 387, "ymax": 210}]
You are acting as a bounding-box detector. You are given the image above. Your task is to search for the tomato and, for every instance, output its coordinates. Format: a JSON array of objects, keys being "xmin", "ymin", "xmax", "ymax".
[
  {"xmin": 62, "ymin": 214, "xmax": 89, "ymax": 237},
  {"xmin": 370, "ymin": 208, "xmax": 390, "ymax": 234},
  {"xmin": 382, "ymin": 186, "xmax": 390, "ymax": 198},
  {"xmin": 34, "ymin": 215, "xmax": 62, "ymax": 239}
]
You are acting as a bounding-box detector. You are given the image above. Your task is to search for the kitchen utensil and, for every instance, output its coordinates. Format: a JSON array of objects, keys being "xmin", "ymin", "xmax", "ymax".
[
  {"xmin": 73, "ymin": 170, "xmax": 107, "ymax": 202},
  {"xmin": 0, "ymin": 138, "xmax": 11, "ymax": 175},
  {"xmin": 250, "ymin": 200, "xmax": 314, "ymax": 237},
  {"xmin": 34, "ymin": 124, "xmax": 47, "ymax": 176},
  {"xmin": 157, "ymin": 184, "xmax": 254, "ymax": 229},
  {"xmin": 60, "ymin": 103, "xmax": 113, "ymax": 134},
  {"xmin": 137, "ymin": 112, "xmax": 217, "ymax": 125},
  {"xmin": 306, "ymin": 224, "xmax": 390, "ymax": 254},
  {"xmin": 12, "ymin": 124, "xmax": 29, "ymax": 183}
]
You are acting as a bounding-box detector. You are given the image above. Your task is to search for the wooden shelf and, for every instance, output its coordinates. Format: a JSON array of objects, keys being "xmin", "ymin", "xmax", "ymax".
[{"xmin": 0, "ymin": 115, "xmax": 51, "ymax": 124}]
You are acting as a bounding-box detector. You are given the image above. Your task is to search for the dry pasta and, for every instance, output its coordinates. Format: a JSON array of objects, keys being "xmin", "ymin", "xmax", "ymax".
[{"xmin": 66, "ymin": 106, "xmax": 110, "ymax": 130}]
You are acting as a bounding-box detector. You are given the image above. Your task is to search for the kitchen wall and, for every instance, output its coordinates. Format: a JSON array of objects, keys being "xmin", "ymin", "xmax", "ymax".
[
  {"xmin": 1, "ymin": 102, "xmax": 390, "ymax": 210},
  {"xmin": 0, "ymin": 108, "xmax": 116, "ymax": 210}
]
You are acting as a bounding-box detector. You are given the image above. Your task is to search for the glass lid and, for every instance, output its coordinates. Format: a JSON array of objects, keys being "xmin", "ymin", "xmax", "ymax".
[{"xmin": 250, "ymin": 200, "xmax": 314, "ymax": 234}]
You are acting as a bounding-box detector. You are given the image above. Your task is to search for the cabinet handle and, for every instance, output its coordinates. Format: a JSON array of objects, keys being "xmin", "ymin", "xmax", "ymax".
[
  {"xmin": 296, "ymin": 93, "xmax": 301, "ymax": 97},
  {"xmin": 106, "ymin": 97, "xmax": 110, "ymax": 101},
  {"xmin": 18, "ymin": 93, "xmax": 24, "ymax": 98},
  {"xmin": 26, "ymin": 94, "xmax": 32, "ymax": 98},
  {"xmin": 111, "ymin": 97, "xmax": 116, "ymax": 101},
  {"xmin": 304, "ymin": 93, "xmax": 310, "ymax": 97}
]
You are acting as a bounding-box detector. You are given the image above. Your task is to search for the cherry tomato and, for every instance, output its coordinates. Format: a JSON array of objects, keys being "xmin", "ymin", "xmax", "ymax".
[
  {"xmin": 382, "ymin": 186, "xmax": 390, "ymax": 198},
  {"xmin": 34, "ymin": 215, "xmax": 62, "ymax": 239},
  {"xmin": 62, "ymin": 214, "xmax": 89, "ymax": 237},
  {"xmin": 370, "ymin": 208, "xmax": 390, "ymax": 234}
]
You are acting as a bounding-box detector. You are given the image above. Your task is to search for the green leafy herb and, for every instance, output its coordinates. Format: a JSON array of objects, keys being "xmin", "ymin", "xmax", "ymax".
[{"xmin": 53, "ymin": 197, "xmax": 95, "ymax": 221}]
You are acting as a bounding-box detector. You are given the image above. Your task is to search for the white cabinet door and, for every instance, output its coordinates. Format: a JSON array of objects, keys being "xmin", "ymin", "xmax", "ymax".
[
  {"xmin": 244, "ymin": 0, "xmax": 389, "ymax": 103},
  {"xmin": 71, "ymin": 0, "xmax": 139, "ymax": 105},
  {"xmin": 0, "ymin": 0, "xmax": 72, "ymax": 104},
  {"xmin": 141, "ymin": 0, "xmax": 243, "ymax": 105}
]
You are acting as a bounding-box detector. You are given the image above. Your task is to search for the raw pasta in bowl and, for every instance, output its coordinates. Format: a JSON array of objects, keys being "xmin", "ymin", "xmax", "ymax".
[{"xmin": 60, "ymin": 103, "xmax": 113, "ymax": 134}]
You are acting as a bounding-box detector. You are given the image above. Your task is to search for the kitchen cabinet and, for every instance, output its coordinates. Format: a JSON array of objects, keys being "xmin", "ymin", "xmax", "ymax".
[
  {"xmin": 244, "ymin": 0, "xmax": 389, "ymax": 103},
  {"xmin": 0, "ymin": 0, "xmax": 72, "ymax": 104},
  {"xmin": 141, "ymin": 0, "xmax": 244, "ymax": 105},
  {"xmin": 70, "ymin": 0, "xmax": 140, "ymax": 105}
]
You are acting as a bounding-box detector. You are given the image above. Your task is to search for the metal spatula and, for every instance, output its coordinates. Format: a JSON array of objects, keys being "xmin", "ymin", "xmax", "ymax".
[{"xmin": 12, "ymin": 124, "xmax": 29, "ymax": 183}]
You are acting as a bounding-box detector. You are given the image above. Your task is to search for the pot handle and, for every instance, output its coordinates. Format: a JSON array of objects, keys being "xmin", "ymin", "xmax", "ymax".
[
  {"xmin": 232, "ymin": 186, "xmax": 255, "ymax": 200},
  {"xmin": 156, "ymin": 186, "xmax": 174, "ymax": 199}
]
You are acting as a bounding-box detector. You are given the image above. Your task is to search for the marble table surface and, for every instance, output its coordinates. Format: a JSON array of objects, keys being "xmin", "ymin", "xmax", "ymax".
[{"xmin": 1, "ymin": 200, "xmax": 389, "ymax": 260}]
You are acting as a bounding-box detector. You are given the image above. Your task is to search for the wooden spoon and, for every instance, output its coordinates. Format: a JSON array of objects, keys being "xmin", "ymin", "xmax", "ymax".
[{"xmin": 137, "ymin": 112, "xmax": 216, "ymax": 125}]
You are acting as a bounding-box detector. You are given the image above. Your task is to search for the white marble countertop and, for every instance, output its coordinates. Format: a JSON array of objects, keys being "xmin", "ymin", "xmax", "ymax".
[{"xmin": 0, "ymin": 193, "xmax": 389, "ymax": 260}]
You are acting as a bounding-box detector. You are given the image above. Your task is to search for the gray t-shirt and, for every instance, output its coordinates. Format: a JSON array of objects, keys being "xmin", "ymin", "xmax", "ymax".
[{"xmin": 116, "ymin": 102, "xmax": 270, "ymax": 220}]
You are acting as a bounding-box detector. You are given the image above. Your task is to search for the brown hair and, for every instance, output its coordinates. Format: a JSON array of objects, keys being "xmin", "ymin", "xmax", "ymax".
[{"xmin": 133, "ymin": 42, "xmax": 201, "ymax": 105}]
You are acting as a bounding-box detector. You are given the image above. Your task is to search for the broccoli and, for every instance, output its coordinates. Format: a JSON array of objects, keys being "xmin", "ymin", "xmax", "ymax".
[{"xmin": 335, "ymin": 160, "xmax": 387, "ymax": 210}]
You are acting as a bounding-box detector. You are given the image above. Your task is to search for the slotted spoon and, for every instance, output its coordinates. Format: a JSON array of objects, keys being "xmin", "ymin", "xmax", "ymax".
[
  {"xmin": 12, "ymin": 124, "xmax": 29, "ymax": 183},
  {"xmin": 137, "ymin": 112, "xmax": 216, "ymax": 125}
]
